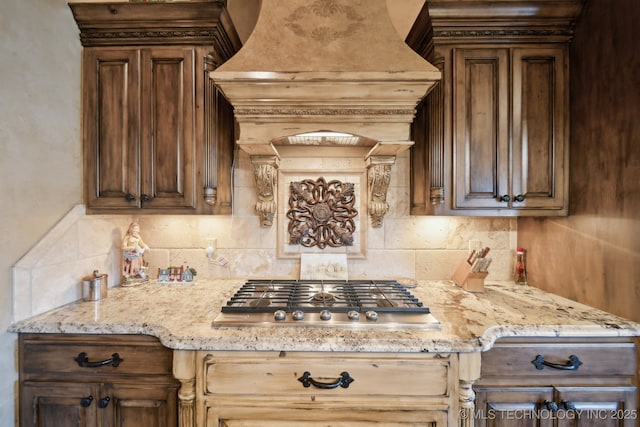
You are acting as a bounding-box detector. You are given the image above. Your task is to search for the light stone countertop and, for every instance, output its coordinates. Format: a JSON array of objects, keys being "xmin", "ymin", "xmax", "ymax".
[{"xmin": 9, "ymin": 280, "xmax": 640, "ymax": 353}]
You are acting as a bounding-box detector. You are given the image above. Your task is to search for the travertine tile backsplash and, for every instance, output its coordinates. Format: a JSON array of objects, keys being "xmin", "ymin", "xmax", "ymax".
[{"xmin": 12, "ymin": 150, "xmax": 516, "ymax": 322}]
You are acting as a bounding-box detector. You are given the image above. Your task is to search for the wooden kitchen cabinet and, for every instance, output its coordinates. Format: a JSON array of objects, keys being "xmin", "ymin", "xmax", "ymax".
[
  {"xmin": 19, "ymin": 333, "xmax": 179, "ymax": 427},
  {"xmin": 69, "ymin": 1, "xmax": 241, "ymax": 214},
  {"xmin": 451, "ymin": 46, "xmax": 568, "ymax": 213},
  {"xmin": 407, "ymin": 1, "xmax": 581, "ymax": 216},
  {"xmin": 196, "ymin": 351, "xmax": 457, "ymax": 426},
  {"xmin": 473, "ymin": 337, "xmax": 638, "ymax": 427}
]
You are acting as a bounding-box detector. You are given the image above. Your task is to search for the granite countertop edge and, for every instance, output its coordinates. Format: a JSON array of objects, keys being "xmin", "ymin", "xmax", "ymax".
[{"xmin": 9, "ymin": 280, "xmax": 640, "ymax": 353}]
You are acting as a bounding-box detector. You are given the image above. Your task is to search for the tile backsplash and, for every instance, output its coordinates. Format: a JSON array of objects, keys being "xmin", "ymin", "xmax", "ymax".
[{"xmin": 12, "ymin": 150, "xmax": 516, "ymax": 322}]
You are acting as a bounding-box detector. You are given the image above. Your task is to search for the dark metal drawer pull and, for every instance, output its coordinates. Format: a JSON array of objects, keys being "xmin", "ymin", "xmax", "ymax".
[
  {"xmin": 544, "ymin": 400, "xmax": 558, "ymax": 411},
  {"xmin": 80, "ymin": 396, "xmax": 93, "ymax": 407},
  {"xmin": 98, "ymin": 396, "xmax": 110, "ymax": 409},
  {"xmin": 74, "ymin": 352, "xmax": 123, "ymax": 368},
  {"xmin": 298, "ymin": 371, "xmax": 354, "ymax": 389},
  {"xmin": 532, "ymin": 354, "xmax": 582, "ymax": 370}
]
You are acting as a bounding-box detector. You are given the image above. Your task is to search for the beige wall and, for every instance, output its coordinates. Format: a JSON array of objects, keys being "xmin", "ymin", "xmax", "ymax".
[
  {"xmin": 0, "ymin": 0, "xmax": 83, "ymax": 424},
  {"xmin": 518, "ymin": 0, "xmax": 640, "ymax": 323}
]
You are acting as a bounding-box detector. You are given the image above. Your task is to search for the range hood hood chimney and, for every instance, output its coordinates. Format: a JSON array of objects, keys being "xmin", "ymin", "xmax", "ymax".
[{"xmin": 211, "ymin": 0, "xmax": 440, "ymax": 227}]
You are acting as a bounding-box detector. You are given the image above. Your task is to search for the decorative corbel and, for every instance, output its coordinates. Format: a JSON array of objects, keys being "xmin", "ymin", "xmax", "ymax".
[
  {"xmin": 366, "ymin": 156, "xmax": 395, "ymax": 228},
  {"xmin": 251, "ymin": 155, "xmax": 280, "ymax": 227}
]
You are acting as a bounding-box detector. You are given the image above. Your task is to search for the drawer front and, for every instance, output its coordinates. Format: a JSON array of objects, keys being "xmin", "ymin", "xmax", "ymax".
[
  {"xmin": 203, "ymin": 351, "xmax": 454, "ymax": 400},
  {"xmin": 482, "ymin": 339, "xmax": 636, "ymax": 377},
  {"xmin": 20, "ymin": 333, "xmax": 173, "ymax": 378}
]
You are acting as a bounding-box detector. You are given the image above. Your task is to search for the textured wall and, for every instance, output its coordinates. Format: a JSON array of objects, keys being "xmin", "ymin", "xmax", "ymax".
[
  {"xmin": 0, "ymin": 0, "xmax": 83, "ymax": 425},
  {"xmin": 518, "ymin": 0, "xmax": 640, "ymax": 322}
]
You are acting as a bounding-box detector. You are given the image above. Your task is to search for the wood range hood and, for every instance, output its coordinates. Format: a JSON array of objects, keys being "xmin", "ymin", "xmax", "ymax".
[{"xmin": 210, "ymin": 0, "xmax": 440, "ymax": 227}]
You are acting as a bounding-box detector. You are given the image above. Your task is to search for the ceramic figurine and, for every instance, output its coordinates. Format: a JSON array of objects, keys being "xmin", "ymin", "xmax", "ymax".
[{"xmin": 121, "ymin": 222, "xmax": 150, "ymax": 286}]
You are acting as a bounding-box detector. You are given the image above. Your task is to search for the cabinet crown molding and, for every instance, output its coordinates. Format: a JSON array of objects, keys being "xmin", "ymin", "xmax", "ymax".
[
  {"xmin": 409, "ymin": 0, "xmax": 585, "ymax": 45},
  {"xmin": 69, "ymin": 2, "xmax": 241, "ymax": 57}
]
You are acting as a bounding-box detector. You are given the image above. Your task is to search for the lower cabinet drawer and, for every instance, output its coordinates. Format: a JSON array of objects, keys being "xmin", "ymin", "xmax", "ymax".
[
  {"xmin": 20, "ymin": 333, "xmax": 173, "ymax": 378},
  {"xmin": 481, "ymin": 338, "xmax": 636, "ymax": 377},
  {"xmin": 202, "ymin": 351, "xmax": 454, "ymax": 400}
]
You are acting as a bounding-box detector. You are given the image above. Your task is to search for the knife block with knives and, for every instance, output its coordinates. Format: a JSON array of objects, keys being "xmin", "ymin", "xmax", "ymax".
[{"xmin": 452, "ymin": 247, "xmax": 492, "ymax": 292}]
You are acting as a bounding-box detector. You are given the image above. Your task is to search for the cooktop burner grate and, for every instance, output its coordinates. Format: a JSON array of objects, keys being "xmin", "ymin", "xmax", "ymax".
[
  {"xmin": 213, "ymin": 279, "xmax": 441, "ymax": 328},
  {"xmin": 221, "ymin": 279, "xmax": 431, "ymax": 314}
]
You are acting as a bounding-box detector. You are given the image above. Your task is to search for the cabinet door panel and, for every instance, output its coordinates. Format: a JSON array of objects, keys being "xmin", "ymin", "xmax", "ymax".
[
  {"xmin": 140, "ymin": 47, "xmax": 196, "ymax": 209},
  {"xmin": 21, "ymin": 382, "xmax": 98, "ymax": 427},
  {"xmin": 555, "ymin": 387, "xmax": 637, "ymax": 427},
  {"xmin": 216, "ymin": 420, "xmax": 442, "ymax": 427},
  {"xmin": 453, "ymin": 48, "xmax": 509, "ymax": 209},
  {"xmin": 474, "ymin": 386, "xmax": 554, "ymax": 427},
  {"xmin": 105, "ymin": 383, "xmax": 178, "ymax": 427},
  {"xmin": 212, "ymin": 90, "xmax": 235, "ymax": 213},
  {"xmin": 209, "ymin": 407, "xmax": 446, "ymax": 427},
  {"xmin": 84, "ymin": 48, "xmax": 140, "ymax": 209},
  {"xmin": 512, "ymin": 47, "xmax": 567, "ymax": 210}
]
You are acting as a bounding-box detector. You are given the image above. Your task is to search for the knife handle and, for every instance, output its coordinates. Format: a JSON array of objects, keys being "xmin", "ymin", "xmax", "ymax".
[{"xmin": 467, "ymin": 250, "xmax": 476, "ymax": 265}]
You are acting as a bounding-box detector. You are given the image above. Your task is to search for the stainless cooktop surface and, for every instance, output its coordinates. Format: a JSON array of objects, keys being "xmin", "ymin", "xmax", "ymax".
[{"xmin": 213, "ymin": 279, "xmax": 441, "ymax": 329}]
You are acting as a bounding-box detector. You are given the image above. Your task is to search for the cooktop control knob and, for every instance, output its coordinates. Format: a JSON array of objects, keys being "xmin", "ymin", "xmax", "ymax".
[
  {"xmin": 292, "ymin": 310, "xmax": 304, "ymax": 321},
  {"xmin": 319, "ymin": 310, "xmax": 332, "ymax": 321},
  {"xmin": 365, "ymin": 311, "xmax": 378, "ymax": 321},
  {"xmin": 347, "ymin": 310, "xmax": 360, "ymax": 321},
  {"xmin": 274, "ymin": 310, "xmax": 286, "ymax": 321}
]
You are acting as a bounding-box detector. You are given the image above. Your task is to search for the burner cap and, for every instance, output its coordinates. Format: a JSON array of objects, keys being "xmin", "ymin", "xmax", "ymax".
[
  {"xmin": 309, "ymin": 292, "xmax": 336, "ymax": 306},
  {"xmin": 249, "ymin": 298, "xmax": 271, "ymax": 307}
]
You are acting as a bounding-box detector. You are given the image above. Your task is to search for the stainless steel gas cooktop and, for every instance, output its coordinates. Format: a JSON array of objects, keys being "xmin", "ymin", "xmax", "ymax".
[{"xmin": 212, "ymin": 279, "xmax": 441, "ymax": 329}]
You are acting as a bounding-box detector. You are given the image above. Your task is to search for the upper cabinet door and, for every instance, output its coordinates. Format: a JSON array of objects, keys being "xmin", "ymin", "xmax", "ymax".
[
  {"xmin": 452, "ymin": 48, "xmax": 510, "ymax": 210},
  {"xmin": 139, "ymin": 47, "xmax": 196, "ymax": 210},
  {"xmin": 83, "ymin": 48, "xmax": 141, "ymax": 209},
  {"xmin": 511, "ymin": 47, "xmax": 568, "ymax": 211}
]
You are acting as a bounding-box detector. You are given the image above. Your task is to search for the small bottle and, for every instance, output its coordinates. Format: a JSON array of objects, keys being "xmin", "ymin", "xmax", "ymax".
[{"xmin": 515, "ymin": 247, "xmax": 527, "ymax": 285}]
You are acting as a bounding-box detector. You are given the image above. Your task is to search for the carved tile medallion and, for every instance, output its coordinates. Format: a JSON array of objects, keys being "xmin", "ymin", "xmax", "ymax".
[{"xmin": 287, "ymin": 177, "xmax": 358, "ymax": 249}]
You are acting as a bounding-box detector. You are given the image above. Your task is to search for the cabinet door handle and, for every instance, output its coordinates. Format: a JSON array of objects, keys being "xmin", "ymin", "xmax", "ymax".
[
  {"xmin": 141, "ymin": 194, "xmax": 151, "ymax": 202},
  {"xmin": 498, "ymin": 194, "xmax": 511, "ymax": 202},
  {"xmin": 80, "ymin": 396, "xmax": 93, "ymax": 407},
  {"xmin": 125, "ymin": 193, "xmax": 136, "ymax": 202},
  {"xmin": 531, "ymin": 354, "xmax": 582, "ymax": 370},
  {"xmin": 74, "ymin": 352, "xmax": 123, "ymax": 368},
  {"xmin": 561, "ymin": 400, "xmax": 577, "ymax": 411},
  {"xmin": 514, "ymin": 194, "xmax": 526, "ymax": 202},
  {"xmin": 298, "ymin": 371, "xmax": 354, "ymax": 389},
  {"xmin": 98, "ymin": 396, "xmax": 110, "ymax": 409}
]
